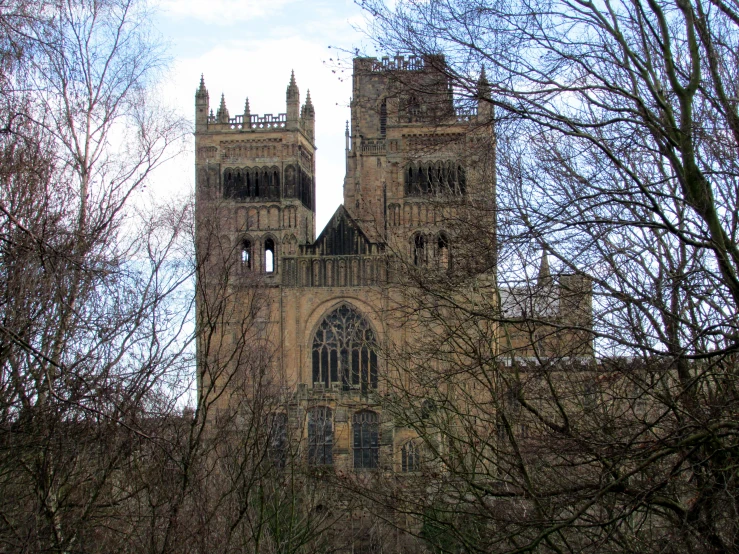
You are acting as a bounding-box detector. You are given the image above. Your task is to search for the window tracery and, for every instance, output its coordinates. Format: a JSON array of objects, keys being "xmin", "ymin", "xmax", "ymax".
[
  {"xmin": 401, "ymin": 440, "xmax": 421, "ymax": 472},
  {"xmin": 353, "ymin": 410, "xmax": 379, "ymax": 469},
  {"xmin": 311, "ymin": 304, "xmax": 378, "ymax": 392}
]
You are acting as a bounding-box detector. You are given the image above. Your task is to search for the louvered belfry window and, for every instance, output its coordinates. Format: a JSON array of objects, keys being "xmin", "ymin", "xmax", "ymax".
[{"xmin": 312, "ymin": 304, "xmax": 378, "ymax": 392}]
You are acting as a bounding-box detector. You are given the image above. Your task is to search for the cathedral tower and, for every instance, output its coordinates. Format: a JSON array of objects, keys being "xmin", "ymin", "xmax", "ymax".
[
  {"xmin": 194, "ymin": 72, "xmax": 317, "ymax": 283},
  {"xmin": 195, "ymin": 56, "xmax": 500, "ymax": 473},
  {"xmin": 345, "ymin": 55, "xmax": 496, "ymax": 266}
]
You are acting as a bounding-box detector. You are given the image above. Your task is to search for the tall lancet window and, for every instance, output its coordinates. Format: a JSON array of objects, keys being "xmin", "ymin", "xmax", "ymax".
[
  {"xmin": 312, "ymin": 304, "xmax": 378, "ymax": 392},
  {"xmin": 264, "ymin": 238, "xmax": 275, "ymax": 273}
]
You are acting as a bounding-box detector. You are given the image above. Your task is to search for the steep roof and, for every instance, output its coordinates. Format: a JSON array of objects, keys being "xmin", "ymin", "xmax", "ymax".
[{"xmin": 304, "ymin": 205, "xmax": 381, "ymax": 256}]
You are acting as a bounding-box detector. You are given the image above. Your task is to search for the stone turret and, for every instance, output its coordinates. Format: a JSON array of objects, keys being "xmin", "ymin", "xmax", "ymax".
[
  {"xmin": 244, "ymin": 97, "xmax": 251, "ymax": 128},
  {"xmin": 537, "ymin": 248, "xmax": 552, "ymax": 287},
  {"xmin": 301, "ymin": 89, "xmax": 315, "ymax": 143},
  {"xmin": 477, "ymin": 65, "xmax": 493, "ymax": 119},
  {"xmin": 286, "ymin": 70, "xmax": 300, "ymax": 129},
  {"xmin": 216, "ymin": 93, "xmax": 229, "ymax": 123},
  {"xmin": 195, "ymin": 74, "xmax": 209, "ymax": 130}
]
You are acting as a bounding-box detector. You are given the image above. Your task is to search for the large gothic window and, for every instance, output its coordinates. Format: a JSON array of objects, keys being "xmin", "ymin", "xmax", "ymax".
[
  {"xmin": 312, "ymin": 304, "xmax": 378, "ymax": 392},
  {"xmin": 353, "ymin": 410, "xmax": 379, "ymax": 469},
  {"xmin": 307, "ymin": 407, "xmax": 333, "ymax": 465}
]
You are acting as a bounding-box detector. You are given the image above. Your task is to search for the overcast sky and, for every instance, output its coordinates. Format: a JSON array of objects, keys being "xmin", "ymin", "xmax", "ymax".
[{"xmin": 150, "ymin": 0, "xmax": 373, "ymax": 233}]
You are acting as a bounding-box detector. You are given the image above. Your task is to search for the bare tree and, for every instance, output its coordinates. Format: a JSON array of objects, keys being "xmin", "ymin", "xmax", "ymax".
[
  {"xmin": 0, "ymin": 1, "xmax": 193, "ymax": 551},
  {"xmin": 0, "ymin": 3, "xmax": 361, "ymax": 552},
  {"xmin": 339, "ymin": 0, "xmax": 739, "ymax": 552}
]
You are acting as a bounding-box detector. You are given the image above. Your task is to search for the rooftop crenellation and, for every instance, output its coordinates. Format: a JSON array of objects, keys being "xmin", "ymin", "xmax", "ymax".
[
  {"xmin": 197, "ymin": 71, "xmax": 314, "ymax": 137},
  {"xmin": 354, "ymin": 54, "xmax": 449, "ymax": 73}
]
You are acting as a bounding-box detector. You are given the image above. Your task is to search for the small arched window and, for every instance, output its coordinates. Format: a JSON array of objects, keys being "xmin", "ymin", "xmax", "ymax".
[
  {"xmin": 269, "ymin": 167, "xmax": 280, "ymax": 199},
  {"xmin": 405, "ymin": 165, "xmax": 415, "ymax": 195},
  {"xmin": 308, "ymin": 407, "xmax": 333, "ymax": 465},
  {"xmin": 353, "ymin": 410, "xmax": 379, "ymax": 469},
  {"xmin": 414, "ymin": 234, "xmax": 426, "ymax": 266},
  {"xmin": 432, "ymin": 161, "xmax": 443, "ymax": 193},
  {"xmin": 420, "ymin": 164, "xmax": 430, "ymax": 193},
  {"xmin": 223, "ymin": 168, "xmax": 234, "ymax": 198},
  {"xmin": 437, "ymin": 233, "xmax": 450, "ymax": 269},
  {"xmin": 241, "ymin": 239, "xmax": 252, "ymax": 269},
  {"xmin": 253, "ymin": 170, "xmax": 261, "ymax": 197},
  {"xmin": 245, "ymin": 170, "xmax": 253, "ymax": 198},
  {"xmin": 401, "ymin": 440, "xmax": 421, "ymax": 472},
  {"xmin": 264, "ymin": 238, "xmax": 275, "ymax": 273},
  {"xmin": 234, "ymin": 169, "xmax": 246, "ymax": 200},
  {"xmin": 407, "ymin": 94, "xmax": 420, "ymax": 120}
]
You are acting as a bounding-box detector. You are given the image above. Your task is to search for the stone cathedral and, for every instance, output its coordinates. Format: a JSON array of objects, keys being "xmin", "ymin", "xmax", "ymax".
[{"xmin": 194, "ymin": 56, "xmax": 591, "ymax": 476}]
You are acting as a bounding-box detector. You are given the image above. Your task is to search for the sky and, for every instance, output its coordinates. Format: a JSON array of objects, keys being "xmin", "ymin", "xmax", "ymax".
[{"xmin": 151, "ymin": 0, "xmax": 373, "ymax": 232}]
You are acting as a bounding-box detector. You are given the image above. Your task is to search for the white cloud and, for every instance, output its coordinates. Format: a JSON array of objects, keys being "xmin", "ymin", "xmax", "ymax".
[{"xmin": 157, "ymin": 0, "xmax": 298, "ymax": 24}]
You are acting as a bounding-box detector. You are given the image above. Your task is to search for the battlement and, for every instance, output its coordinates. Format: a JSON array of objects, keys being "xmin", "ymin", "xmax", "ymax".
[
  {"xmin": 455, "ymin": 106, "xmax": 478, "ymax": 122},
  {"xmin": 196, "ymin": 72, "xmax": 314, "ymax": 141},
  {"xmin": 355, "ymin": 54, "xmax": 445, "ymax": 73},
  {"xmin": 208, "ymin": 112, "xmax": 288, "ymax": 130}
]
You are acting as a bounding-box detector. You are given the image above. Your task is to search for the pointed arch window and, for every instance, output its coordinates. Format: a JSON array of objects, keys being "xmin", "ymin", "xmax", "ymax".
[
  {"xmin": 308, "ymin": 407, "xmax": 333, "ymax": 465},
  {"xmin": 437, "ymin": 233, "xmax": 450, "ymax": 269},
  {"xmin": 269, "ymin": 167, "xmax": 280, "ymax": 199},
  {"xmin": 312, "ymin": 304, "xmax": 378, "ymax": 392},
  {"xmin": 406, "ymin": 94, "xmax": 421, "ymax": 120},
  {"xmin": 414, "ymin": 234, "xmax": 427, "ymax": 266},
  {"xmin": 353, "ymin": 410, "xmax": 379, "ymax": 469},
  {"xmin": 234, "ymin": 169, "xmax": 246, "ymax": 199},
  {"xmin": 241, "ymin": 239, "xmax": 252, "ymax": 269},
  {"xmin": 223, "ymin": 168, "xmax": 235, "ymax": 198},
  {"xmin": 264, "ymin": 238, "xmax": 275, "ymax": 273},
  {"xmin": 401, "ymin": 440, "xmax": 421, "ymax": 472}
]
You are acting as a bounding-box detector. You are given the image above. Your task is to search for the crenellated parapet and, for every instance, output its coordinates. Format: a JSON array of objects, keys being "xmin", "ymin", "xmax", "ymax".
[
  {"xmin": 355, "ymin": 55, "xmax": 428, "ymax": 72},
  {"xmin": 194, "ymin": 73, "xmax": 316, "ymax": 143}
]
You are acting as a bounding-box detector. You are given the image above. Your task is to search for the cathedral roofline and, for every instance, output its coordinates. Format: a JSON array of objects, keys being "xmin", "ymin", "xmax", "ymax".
[{"xmin": 301, "ymin": 204, "xmax": 384, "ymax": 257}]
